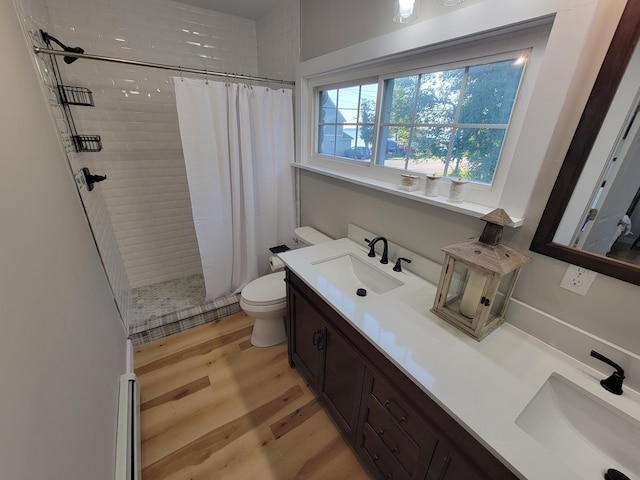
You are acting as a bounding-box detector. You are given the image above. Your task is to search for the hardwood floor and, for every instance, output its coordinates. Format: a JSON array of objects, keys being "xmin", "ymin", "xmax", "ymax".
[{"xmin": 134, "ymin": 312, "xmax": 370, "ymax": 479}]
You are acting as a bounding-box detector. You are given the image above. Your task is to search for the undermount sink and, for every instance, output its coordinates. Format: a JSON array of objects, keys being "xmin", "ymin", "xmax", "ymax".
[
  {"xmin": 516, "ymin": 373, "xmax": 640, "ymax": 479},
  {"xmin": 312, "ymin": 253, "xmax": 403, "ymax": 295}
]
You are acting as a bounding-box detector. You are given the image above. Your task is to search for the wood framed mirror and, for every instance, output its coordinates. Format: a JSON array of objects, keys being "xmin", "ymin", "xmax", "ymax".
[{"xmin": 530, "ymin": 1, "xmax": 640, "ymax": 286}]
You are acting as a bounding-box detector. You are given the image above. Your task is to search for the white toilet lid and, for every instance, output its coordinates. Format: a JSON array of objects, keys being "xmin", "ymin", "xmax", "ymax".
[{"xmin": 241, "ymin": 271, "xmax": 286, "ymax": 305}]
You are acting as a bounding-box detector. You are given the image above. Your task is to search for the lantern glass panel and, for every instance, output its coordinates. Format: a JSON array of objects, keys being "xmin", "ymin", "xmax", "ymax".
[
  {"xmin": 442, "ymin": 262, "xmax": 483, "ymax": 325},
  {"xmin": 489, "ymin": 269, "xmax": 516, "ymax": 319}
]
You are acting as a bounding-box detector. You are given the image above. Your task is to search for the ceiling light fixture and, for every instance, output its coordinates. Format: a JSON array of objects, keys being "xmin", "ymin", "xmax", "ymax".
[{"xmin": 394, "ymin": 0, "xmax": 418, "ymax": 23}]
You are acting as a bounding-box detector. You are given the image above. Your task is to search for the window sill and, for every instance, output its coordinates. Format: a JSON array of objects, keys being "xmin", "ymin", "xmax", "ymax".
[{"xmin": 293, "ymin": 163, "xmax": 524, "ymax": 228}]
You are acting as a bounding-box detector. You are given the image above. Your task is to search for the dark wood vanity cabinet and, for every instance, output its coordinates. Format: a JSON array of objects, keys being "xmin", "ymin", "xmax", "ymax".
[
  {"xmin": 287, "ymin": 272, "xmax": 365, "ymax": 440},
  {"xmin": 285, "ymin": 269, "xmax": 518, "ymax": 480},
  {"xmin": 357, "ymin": 370, "xmax": 439, "ymax": 480}
]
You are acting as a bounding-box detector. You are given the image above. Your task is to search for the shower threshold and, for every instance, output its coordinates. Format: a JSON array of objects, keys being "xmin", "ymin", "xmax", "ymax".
[{"xmin": 127, "ymin": 274, "xmax": 241, "ymax": 346}]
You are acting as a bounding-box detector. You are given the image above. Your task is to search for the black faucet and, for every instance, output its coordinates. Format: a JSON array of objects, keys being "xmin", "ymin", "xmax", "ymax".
[
  {"xmin": 393, "ymin": 257, "xmax": 412, "ymax": 272},
  {"xmin": 590, "ymin": 350, "xmax": 625, "ymax": 395},
  {"xmin": 365, "ymin": 237, "xmax": 388, "ymax": 264}
]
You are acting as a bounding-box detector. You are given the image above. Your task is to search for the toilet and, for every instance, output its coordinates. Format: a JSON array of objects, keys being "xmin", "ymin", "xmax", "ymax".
[{"xmin": 240, "ymin": 226, "xmax": 332, "ymax": 347}]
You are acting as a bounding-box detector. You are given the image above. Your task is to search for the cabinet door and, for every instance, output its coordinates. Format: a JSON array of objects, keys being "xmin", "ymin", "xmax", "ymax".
[
  {"xmin": 320, "ymin": 323, "xmax": 366, "ymax": 442},
  {"xmin": 426, "ymin": 442, "xmax": 486, "ymax": 480},
  {"xmin": 290, "ymin": 290, "xmax": 324, "ymax": 388}
]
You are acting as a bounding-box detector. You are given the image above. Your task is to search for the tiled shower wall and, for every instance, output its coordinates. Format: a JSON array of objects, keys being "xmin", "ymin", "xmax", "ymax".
[
  {"xmin": 15, "ymin": 0, "xmax": 300, "ymax": 311},
  {"xmin": 39, "ymin": 0, "xmax": 261, "ymax": 289},
  {"xmin": 13, "ymin": 0, "xmax": 132, "ymax": 323},
  {"xmin": 256, "ymin": 0, "xmax": 300, "ymax": 82}
]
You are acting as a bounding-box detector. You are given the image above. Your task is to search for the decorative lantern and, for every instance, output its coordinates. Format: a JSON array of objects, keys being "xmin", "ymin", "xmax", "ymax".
[{"xmin": 431, "ymin": 209, "xmax": 530, "ymax": 341}]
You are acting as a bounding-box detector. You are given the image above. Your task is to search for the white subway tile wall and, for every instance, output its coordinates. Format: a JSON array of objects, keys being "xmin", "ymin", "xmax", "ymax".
[
  {"xmin": 15, "ymin": 0, "xmax": 300, "ymax": 332},
  {"xmin": 41, "ymin": 0, "xmax": 260, "ymax": 289},
  {"xmin": 256, "ymin": 0, "xmax": 300, "ymax": 82},
  {"xmin": 15, "ymin": 0, "xmax": 132, "ymax": 324}
]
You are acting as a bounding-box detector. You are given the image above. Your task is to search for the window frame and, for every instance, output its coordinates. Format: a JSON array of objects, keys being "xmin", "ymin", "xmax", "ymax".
[
  {"xmin": 372, "ymin": 50, "xmax": 529, "ymax": 187},
  {"xmin": 300, "ymin": 21, "xmax": 553, "ymax": 222}
]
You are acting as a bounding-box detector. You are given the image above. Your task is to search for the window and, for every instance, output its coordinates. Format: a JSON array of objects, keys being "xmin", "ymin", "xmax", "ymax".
[
  {"xmin": 316, "ymin": 54, "xmax": 526, "ymax": 186},
  {"xmin": 376, "ymin": 57, "xmax": 525, "ymax": 185},
  {"xmin": 318, "ymin": 83, "xmax": 378, "ymax": 161},
  {"xmin": 300, "ymin": 20, "xmax": 558, "ymax": 221}
]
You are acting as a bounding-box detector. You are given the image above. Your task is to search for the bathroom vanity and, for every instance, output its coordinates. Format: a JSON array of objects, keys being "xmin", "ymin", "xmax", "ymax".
[
  {"xmin": 286, "ymin": 270, "xmax": 517, "ymax": 480},
  {"xmin": 286, "ymin": 269, "xmax": 516, "ymax": 480},
  {"xmin": 279, "ymin": 236, "xmax": 640, "ymax": 480}
]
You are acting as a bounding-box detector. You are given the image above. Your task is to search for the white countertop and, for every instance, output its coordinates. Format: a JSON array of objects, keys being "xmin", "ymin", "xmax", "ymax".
[{"xmin": 279, "ymin": 238, "xmax": 640, "ymax": 480}]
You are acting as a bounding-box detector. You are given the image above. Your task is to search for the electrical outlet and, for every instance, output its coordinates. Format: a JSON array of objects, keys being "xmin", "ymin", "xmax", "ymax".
[{"xmin": 560, "ymin": 264, "xmax": 597, "ymax": 295}]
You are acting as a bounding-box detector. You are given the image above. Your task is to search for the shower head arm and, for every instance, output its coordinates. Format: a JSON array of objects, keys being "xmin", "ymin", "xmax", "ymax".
[{"xmin": 40, "ymin": 30, "xmax": 84, "ymax": 64}]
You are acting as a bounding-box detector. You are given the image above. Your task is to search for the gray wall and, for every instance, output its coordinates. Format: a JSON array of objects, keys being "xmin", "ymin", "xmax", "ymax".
[
  {"xmin": 0, "ymin": 2, "xmax": 127, "ymax": 479},
  {"xmin": 298, "ymin": 0, "xmax": 640, "ymax": 355},
  {"xmin": 300, "ymin": 0, "xmax": 484, "ymax": 60}
]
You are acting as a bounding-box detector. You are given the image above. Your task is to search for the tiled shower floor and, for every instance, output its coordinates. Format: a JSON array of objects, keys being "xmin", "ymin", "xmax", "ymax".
[
  {"xmin": 129, "ymin": 274, "xmax": 206, "ymax": 326},
  {"xmin": 127, "ymin": 274, "xmax": 241, "ymax": 345}
]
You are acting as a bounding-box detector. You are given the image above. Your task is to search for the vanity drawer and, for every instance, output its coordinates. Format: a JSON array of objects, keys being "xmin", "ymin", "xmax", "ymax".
[
  {"xmin": 368, "ymin": 374, "xmax": 427, "ymax": 445},
  {"xmin": 359, "ymin": 423, "xmax": 412, "ymax": 480},
  {"xmin": 364, "ymin": 395, "xmax": 422, "ymax": 476}
]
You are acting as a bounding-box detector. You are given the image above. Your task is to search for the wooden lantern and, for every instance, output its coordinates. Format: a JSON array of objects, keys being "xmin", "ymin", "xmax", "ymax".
[{"xmin": 431, "ymin": 209, "xmax": 530, "ymax": 340}]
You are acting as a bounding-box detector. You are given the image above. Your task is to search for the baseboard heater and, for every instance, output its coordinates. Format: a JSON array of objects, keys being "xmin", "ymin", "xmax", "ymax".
[{"xmin": 115, "ymin": 373, "xmax": 141, "ymax": 480}]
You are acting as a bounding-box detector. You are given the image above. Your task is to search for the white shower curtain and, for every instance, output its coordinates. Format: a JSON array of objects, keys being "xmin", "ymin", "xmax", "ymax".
[{"xmin": 174, "ymin": 77, "xmax": 295, "ymax": 301}]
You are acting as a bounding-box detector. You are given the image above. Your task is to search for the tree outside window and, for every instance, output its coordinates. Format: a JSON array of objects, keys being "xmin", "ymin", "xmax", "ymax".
[{"xmin": 378, "ymin": 58, "xmax": 525, "ymax": 184}]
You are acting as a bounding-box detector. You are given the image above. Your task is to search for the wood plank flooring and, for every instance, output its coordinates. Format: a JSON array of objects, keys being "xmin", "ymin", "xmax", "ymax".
[{"xmin": 134, "ymin": 312, "xmax": 371, "ymax": 479}]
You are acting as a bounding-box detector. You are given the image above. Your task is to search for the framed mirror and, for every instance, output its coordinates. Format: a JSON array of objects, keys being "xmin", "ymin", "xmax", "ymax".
[{"xmin": 530, "ymin": 1, "xmax": 640, "ymax": 286}]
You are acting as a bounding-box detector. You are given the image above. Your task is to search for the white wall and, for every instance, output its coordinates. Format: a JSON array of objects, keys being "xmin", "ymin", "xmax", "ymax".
[
  {"xmin": 42, "ymin": 0, "xmax": 260, "ymax": 288},
  {"xmin": 297, "ymin": 0, "xmax": 640, "ymax": 356},
  {"xmin": 0, "ymin": 1, "xmax": 127, "ymax": 479}
]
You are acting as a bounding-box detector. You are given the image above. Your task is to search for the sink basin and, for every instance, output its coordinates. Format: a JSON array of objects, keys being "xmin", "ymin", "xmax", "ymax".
[
  {"xmin": 516, "ymin": 373, "xmax": 640, "ymax": 479},
  {"xmin": 312, "ymin": 253, "xmax": 403, "ymax": 295}
]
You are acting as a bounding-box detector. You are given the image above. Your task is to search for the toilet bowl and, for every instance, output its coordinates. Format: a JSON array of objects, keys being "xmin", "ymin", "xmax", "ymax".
[
  {"xmin": 240, "ymin": 226, "xmax": 332, "ymax": 347},
  {"xmin": 239, "ymin": 271, "xmax": 287, "ymax": 347}
]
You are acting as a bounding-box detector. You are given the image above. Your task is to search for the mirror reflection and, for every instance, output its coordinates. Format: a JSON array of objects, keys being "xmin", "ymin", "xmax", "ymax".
[
  {"xmin": 553, "ymin": 42, "xmax": 640, "ymax": 266},
  {"xmin": 530, "ymin": 2, "xmax": 640, "ymax": 285}
]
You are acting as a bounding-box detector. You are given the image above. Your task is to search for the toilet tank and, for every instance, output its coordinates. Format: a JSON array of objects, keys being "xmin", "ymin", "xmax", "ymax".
[{"xmin": 294, "ymin": 226, "xmax": 332, "ymax": 246}]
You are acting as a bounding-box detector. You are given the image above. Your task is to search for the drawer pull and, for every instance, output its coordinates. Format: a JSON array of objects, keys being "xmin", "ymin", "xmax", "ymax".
[
  {"xmin": 378, "ymin": 429, "xmax": 400, "ymax": 455},
  {"xmin": 372, "ymin": 455, "xmax": 393, "ymax": 479},
  {"xmin": 383, "ymin": 399, "xmax": 407, "ymax": 423}
]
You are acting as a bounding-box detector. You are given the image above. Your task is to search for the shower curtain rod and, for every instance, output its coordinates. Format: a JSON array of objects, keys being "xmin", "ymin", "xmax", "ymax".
[{"xmin": 33, "ymin": 46, "xmax": 296, "ymax": 86}]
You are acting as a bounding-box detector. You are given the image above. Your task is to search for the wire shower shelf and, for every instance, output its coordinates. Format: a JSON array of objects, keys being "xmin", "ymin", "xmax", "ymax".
[
  {"xmin": 57, "ymin": 85, "xmax": 95, "ymax": 107},
  {"xmin": 73, "ymin": 135, "xmax": 102, "ymax": 152}
]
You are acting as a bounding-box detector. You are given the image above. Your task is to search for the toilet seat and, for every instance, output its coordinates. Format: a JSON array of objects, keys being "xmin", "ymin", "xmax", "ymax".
[{"xmin": 240, "ymin": 271, "xmax": 286, "ymax": 306}]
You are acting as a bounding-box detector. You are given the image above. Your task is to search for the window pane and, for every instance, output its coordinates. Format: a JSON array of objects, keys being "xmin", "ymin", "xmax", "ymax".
[
  {"xmin": 317, "ymin": 82, "xmax": 378, "ymax": 163},
  {"xmin": 446, "ymin": 127, "xmax": 507, "ymax": 184},
  {"xmin": 376, "ymin": 56, "xmax": 524, "ymax": 184},
  {"xmin": 337, "ymin": 85, "xmax": 360, "ymax": 124},
  {"xmin": 415, "ymin": 69, "xmax": 463, "ymax": 124},
  {"xmin": 382, "ymin": 126, "xmax": 453, "ymax": 174},
  {"xmin": 318, "ymin": 124, "xmax": 337, "ymax": 156},
  {"xmin": 319, "ymin": 89, "xmax": 338, "ymax": 123},
  {"xmin": 459, "ymin": 60, "xmax": 524, "ymax": 124},
  {"xmin": 318, "ymin": 90, "xmax": 338, "ymax": 156},
  {"xmin": 388, "ymin": 76, "xmax": 419, "ymax": 124}
]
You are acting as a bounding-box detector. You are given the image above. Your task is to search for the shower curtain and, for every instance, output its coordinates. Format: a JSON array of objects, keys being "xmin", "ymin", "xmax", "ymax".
[{"xmin": 174, "ymin": 77, "xmax": 295, "ymax": 302}]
